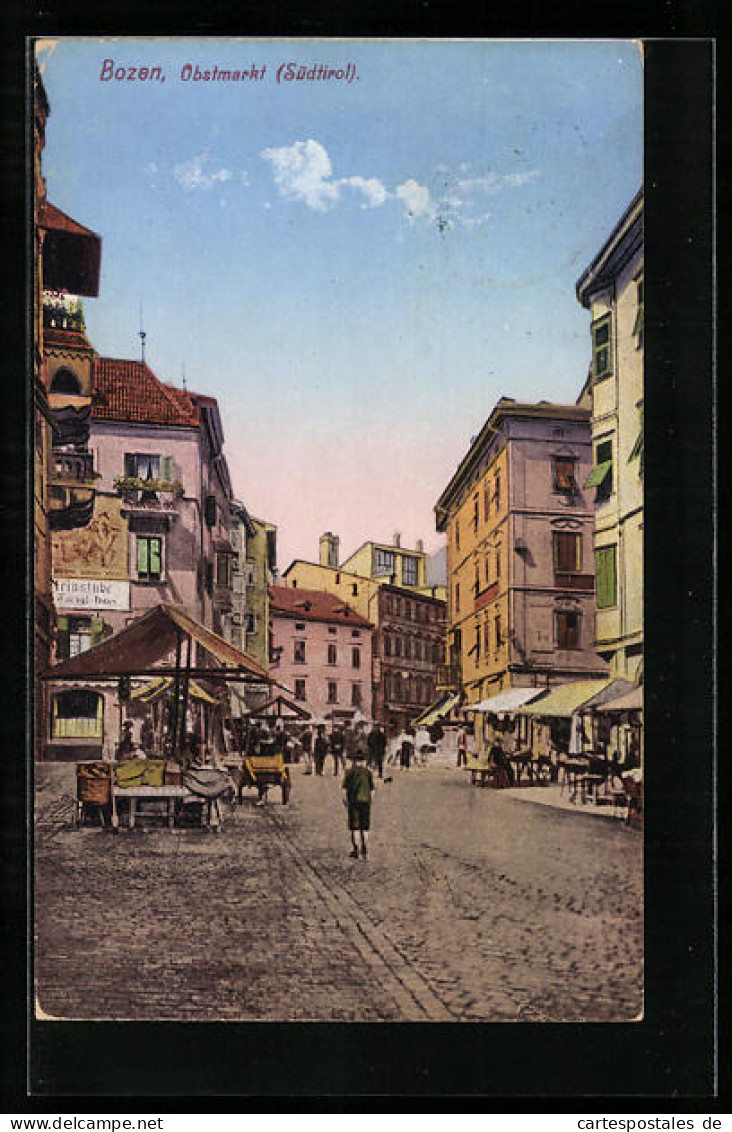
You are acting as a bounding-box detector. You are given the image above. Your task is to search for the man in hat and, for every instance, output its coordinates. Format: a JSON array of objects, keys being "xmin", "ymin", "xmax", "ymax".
[{"xmin": 341, "ymin": 750, "xmax": 376, "ymax": 859}]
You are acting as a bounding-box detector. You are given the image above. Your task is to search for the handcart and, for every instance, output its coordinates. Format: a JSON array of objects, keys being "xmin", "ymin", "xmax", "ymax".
[{"xmin": 236, "ymin": 754, "xmax": 291, "ymax": 805}]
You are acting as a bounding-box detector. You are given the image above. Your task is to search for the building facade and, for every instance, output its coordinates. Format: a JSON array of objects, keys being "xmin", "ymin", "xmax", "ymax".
[
  {"xmin": 576, "ymin": 190, "xmax": 644, "ymax": 684},
  {"xmin": 435, "ymin": 399, "xmax": 609, "ymax": 710},
  {"xmin": 371, "ymin": 584, "xmax": 447, "ymax": 734},
  {"xmin": 269, "ymin": 586, "xmax": 373, "ymax": 722},
  {"xmin": 46, "ymin": 358, "xmax": 234, "ymax": 758}
]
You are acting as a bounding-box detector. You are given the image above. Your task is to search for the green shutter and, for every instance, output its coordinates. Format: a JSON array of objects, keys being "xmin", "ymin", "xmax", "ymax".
[
  {"xmin": 161, "ymin": 455, "xmax": 173, "ymax": 482},
  {"xmin": 596, "ymin": 547, "xmax": 616, "ymax": 609},
  {"xmin": 150, "ymin": 538, "xmax": 162, "ymax": 578},
  {"xmin": 137, "ymin": 538, "xmax": 149, "ymax": 576},
  {"xmin": 585, "ymin": 460, "xmax": 612, "ymax": 489},
  {"xmin": 56, "ymin": 615, "xmax": 70, "ymax": 660},
  {"xmin": 90, "ymin": 617, "xmax": 104, "ymax": 647}
]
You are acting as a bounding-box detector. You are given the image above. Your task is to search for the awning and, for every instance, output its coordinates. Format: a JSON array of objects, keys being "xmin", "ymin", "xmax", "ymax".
[
  {"xmin": 585, "ymin": 460, "xmax": 612, "ymax": 489},
  {"xmin": 41, "ymin": 603, "xmax": 271, "ymax": 683},
  {"xmin": 130, "ymin": 675, "xmax": 217, "ymax": 705},
  {"xmin": 246, "ymin": 695, "xmax": 311, "ymax": 720},
  {"xmin": 578, "ymin": 678, "xmax": 635, "ymax": 712},
  {"xmin": 414, "ymin": 692, "xmax": 460, "ymax": 728},
  {"xmin": 595, "ymin": 686, "xmax": 643, "ymax": 714},
  {"xmin": 470, "ymin": 686, "xmax": 548, "ymax": 715},
  {"xmin": 520, "ymin": 679, "xmax": 613, "ymax": 719}
]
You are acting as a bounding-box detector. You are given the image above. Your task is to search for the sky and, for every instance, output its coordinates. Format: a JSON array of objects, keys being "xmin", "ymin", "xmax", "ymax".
[{"xmin": 36, "ymin": 37, "xmax": 643, "ymax": 572}]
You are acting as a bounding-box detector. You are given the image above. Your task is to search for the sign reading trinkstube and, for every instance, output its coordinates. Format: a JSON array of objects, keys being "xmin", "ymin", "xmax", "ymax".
[{"xmin": 53, "ymin": 578, "xmax": 131, "ymax": 611}]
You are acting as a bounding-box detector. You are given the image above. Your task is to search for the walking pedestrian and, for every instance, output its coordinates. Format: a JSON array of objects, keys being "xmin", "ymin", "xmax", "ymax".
[
  {"xmin": 314, "ymin": 725, "xmax": 329, "ymax": 776},
  {"xmin": 342, "ymin": 750, "xmax": 376, "ymax": 859},
  {"xmin": 457, "ymin": 725, "xmax": 468, "ymax": 768},
  {"xmin": 400, "ymin": 726, "xmax": 415, "ymax": 771},
  {"xmin": 301, "ymin": 725, "xmax": 313, "ymax": 775},
  {"xmin": 331, "ymin": 724, "xmax": 346, "ymax": 775},
  {"xmin": 367, "ymin": 722, "xmax": 387, "ymax": 778}
]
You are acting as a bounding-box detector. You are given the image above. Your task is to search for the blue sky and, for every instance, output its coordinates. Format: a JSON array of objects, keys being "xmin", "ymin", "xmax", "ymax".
[{"xmin": 37, "ymin": 38, "xmax": 643, "ymax": 571}]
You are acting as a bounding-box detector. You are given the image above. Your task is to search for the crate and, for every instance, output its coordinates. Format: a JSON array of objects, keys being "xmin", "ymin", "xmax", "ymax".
[{"xmin": 164, "ymin": 760, "xmax": 182, "ymax": 786}]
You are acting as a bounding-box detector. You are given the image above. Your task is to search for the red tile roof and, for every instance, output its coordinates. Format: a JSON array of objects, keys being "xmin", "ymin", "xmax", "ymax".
[
  {"xmin": 269, "ymin": 586, "xmax": 373, "ymax": 628},
  {"xmin": 92, "ymin": 357, "xmax": 200, "ymax": 427},
  {"xmin": 43, "ymin": 326, "xmax": 95, "ymax": 352}
]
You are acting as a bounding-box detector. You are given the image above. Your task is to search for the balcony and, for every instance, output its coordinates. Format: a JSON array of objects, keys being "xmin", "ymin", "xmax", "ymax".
[
  {"xmin": 51, "ymin": 450, "xmax": 98, "ymax": 487},
  {"xmin": 554, "ymin": 573, "xmax": 595, "ymax": 591},
  {"xmin": 436, "ymin": 663, "xmax": 461, "ymax": 691},
  {"xmin": 114, "ymin": 476, "xmax": 183, "ymax": 519},
  {"xmin": 474, "ymin": 581, "xmax": 499, "ymax": 611},
  {"xmin": 49, "ymin": 450, "xmax": 99, "ymax": 532}
]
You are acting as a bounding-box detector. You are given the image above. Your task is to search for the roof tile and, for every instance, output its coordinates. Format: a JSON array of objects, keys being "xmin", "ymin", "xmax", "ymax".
[
  {"xmin": 269, "ymin": 586, "xmax": 373, "ymax": 628},
  {"xmin": 92, "ymin": 357, "xmax": 200, "ymax": 427}
]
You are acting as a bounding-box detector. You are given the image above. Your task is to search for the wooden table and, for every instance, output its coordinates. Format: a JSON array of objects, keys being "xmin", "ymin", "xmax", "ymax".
[{"xmin": 111, "ymin": 785, "xmax": 221, "ymax": 830}]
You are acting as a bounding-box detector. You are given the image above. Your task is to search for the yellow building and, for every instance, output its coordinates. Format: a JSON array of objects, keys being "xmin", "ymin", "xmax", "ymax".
[
  {"xmin": 435, "ymin": 399, "xmax": 607, "ymax": 713},
  {"xmin": 576, "ymin": 189, "xmax": 643, "ymax": 683}
]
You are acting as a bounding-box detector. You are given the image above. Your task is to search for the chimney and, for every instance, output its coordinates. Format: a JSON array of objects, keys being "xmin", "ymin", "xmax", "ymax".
[
  {"xmin": 319, "ymin": 531, "xmax": 339, "ymax": 569},
  {"xmin": 416, "ymin": 539, "xmax": 424, "ymax": 553},
  {"xmin": 393, "ymin": 531, "xmax": 401, "ymax": 548}
]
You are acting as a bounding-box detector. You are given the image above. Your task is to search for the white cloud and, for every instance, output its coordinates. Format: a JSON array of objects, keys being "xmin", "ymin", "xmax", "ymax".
[
  {"xmin": 144, "ymin": 162, "xmax": 158, "ymax": 177},
  {"xmin": 395, "ymin": 179, "xmax": 437, "ymax": 222},
  {"xmin": 340, "ymin": 175, "xmax": 391, "ymax": 209},
  {"xmin": 260, "ymin": 139, "xmax": 340, "ymax": 212},
  {"xmin": 240, "ymin": 172, "xmax": 250, "ymax": 186},
  {"xmin": 173, "ymin": 154, "xmax": 233, "ymax": 192},
  {"xmin": 503, "ymin": 169, "xmax": 539, "ymax": 187}
]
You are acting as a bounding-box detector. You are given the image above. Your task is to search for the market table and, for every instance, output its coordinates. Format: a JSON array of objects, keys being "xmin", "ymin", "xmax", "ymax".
[{"xmin": 111, "ymin": 784, "xmax": 221, "ymax": 830}]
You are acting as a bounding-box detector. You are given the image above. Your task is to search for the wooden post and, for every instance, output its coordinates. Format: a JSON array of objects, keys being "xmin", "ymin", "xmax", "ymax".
[
  {"xmin": 179, "ymin": 633, "xmax": 192, "ymax": 761},
  {"xmin": 172, "ymin": 628, "xmax": 183, "ymax": 760}
]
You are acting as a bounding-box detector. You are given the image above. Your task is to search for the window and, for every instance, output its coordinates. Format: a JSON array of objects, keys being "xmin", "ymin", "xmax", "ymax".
[
  {"xmin": 485, "ymin": 555, "xmax": 491, "ymax": 585},
  {"xmin": 553, "ymin": 456, "xmax": 577, "ymax": 493},
  {"xmin": 351, "ymin": 630, "xmax": 361, "ymax": 638},
  {"xmin": 327, "ymin": 625, "xmax": 336, "ymax": 634},
  {"xmin": 136, "ymin": 536, "xmax": 162, "ymax": 581},
  {"xmin": 493, "ymin": 472, "xmax": 501, "ymax": 512},
  {"xmin": 216, "ymin": 554, "xmax": 232, "ymax": 587},
  {"xmin": 474, "ymin": 625, "xmax": 481, "ymax": 661},
  {"xmin": 297, "ymin": 623, "xmax": 307, "ymax": 631},
  {"xmin": 351, "ymin": 583, "xmax": 358, "ymax": 596},
  {"xmin": 556, "ymin": 610, "xmax": 581, "ymax": 650},
  {"xmin": 352, "ymin": 647, "xmax": 361, "ymax": 669},
  {"xmin": 495, "ymin": 615, "xmax": 503, "ymax": 649},
  {"xmin": 327, "ymin": 681, "xmax": 338, "ymax": 704},
  {"xmin": 473, "ymin": 494, "xmax": 480, "ymax": 532},
  {"xmin": 294, "ymin": 679, "xmax": 306, "ymax": 702},
  {"xmin": 245, "ymin": 612, "xmax": 257, "ymax": 634},
  {"xmin": 483, "ymin": 620, "xmax": 491, "ymax": 654},
  {"xmin": 328, "ymin": 643, "xmax": 338, "ymax": 665},
  {"xmin": 56, "ymin": 615, "xmax": 104, "ymax": 660},
  {"xmin": 432, "ymin": 642, "xmax": 442, "ymax": 664},
  {"xmin": 595, "ymin": 545, "xmax": 618, "ymax": 609},
  {"xmin": 586, "ymin": 439, "xmax": 613, "ymax": 504},
  {"xmin": 454, "ymin": 583, "xmax": 460, "ymax": 614},
  {"xmin": 455, "ymin": 519, "xmax": 460, "ymax": 551},
  {"xmin": 294, "ymin": 639, "xmax": 306, "ymax": 664},
  {"xmin": 124, "ymin": 453, "xmax": 164, "ymax": 481},
  {"xmin": 394, "ymin": 636, "xmax": 402, "ymax": 658},
  {"xmin": 384, "ymin": 634, "xmax": 392, "ymax": 657},
  {"xmin": 204, "ymin": 495, "xmax": 217, "ymax": 527},
  {"xmin": 375, "ymin": 549, "xmax": 396, "ymax": 576},
  {"xmin": 496, "ymin": 546, "xmax": 501, "ymax": 580},
  {"xmin": 52, "ymin": 690, "xmax": 103, "ymax": 739},
  {"xmin": 553, "ymin": 531, "xmax": 581, "ymax": 573},
  {"xmin": 351, "ymin": 684, "xmax": 362, "ymax": 708},
  {"xmin": 473, "ymin": 563, "xmax": 480, "ymax": 597},
  {"xmin": 50, "ymin": 368, "xmax": 81, "ymax": 395},
  {"xmin": 633, "ymin": 277, "xmax": 644, "ymax": 349},
  {"xmin": 404, "ymin": 637, "xmax": 412, "ymax": 660},
  {"xmin": 484, "ymin": 487, "xmax": 491, "ymax": 522},
  {"xmin": 592, "ymin": 315, "xmax": 613, "ymax": 380},
  {"xmin": 402, "ymin": 556, "xmax": 419, "ymax": 586}
]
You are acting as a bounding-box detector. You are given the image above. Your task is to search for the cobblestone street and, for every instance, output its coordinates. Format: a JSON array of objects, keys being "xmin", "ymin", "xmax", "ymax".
[{"xmin": 35, "ymin": 762, "xmax": 643, "ymax": 1023}]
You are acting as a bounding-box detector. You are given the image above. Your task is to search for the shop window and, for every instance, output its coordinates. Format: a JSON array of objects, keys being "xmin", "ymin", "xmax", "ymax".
[
  {"xmin": 592, "ymin": 314, "xmax": 613, "ymax": 380},
  {"xmin": 52, "ymin": 690, "xmax": 103, "ymax": 739},
  {"xmin": 553, "ymin": 531, "xmax": 581, "ymax": 573},
  {"xmin": 136, "ymin": 535, "xmax": 162, "ymax": 581},
  {"xmin": 556, "ymin": 610, "xmax": 581, "ymax": 650},
  {"xmin": 595, "ymin": 545, "xmax": 618, "ymax": 609}
]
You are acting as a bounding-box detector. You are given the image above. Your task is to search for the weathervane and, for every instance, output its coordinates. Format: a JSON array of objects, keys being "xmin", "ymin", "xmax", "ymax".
[{"xmin": 139, "ymin": 303, "xmax": 147, "ymax": 363}]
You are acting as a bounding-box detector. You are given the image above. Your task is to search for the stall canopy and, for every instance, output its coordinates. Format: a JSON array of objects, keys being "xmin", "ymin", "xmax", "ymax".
[
  {"xmin": 414, "ymin": 692, "xmax": 460, "ymax": 728},
  {"xmin": 470, "ymin": 686, "xmax": 548, "ymax": 716},
  {"xmin": 577, "ymin": 678, "xmax": 635, "ymax": 712},
  {"xmin": 247, "ymin": 695, "xmax": 311, "ymax": 721},
  {"xmin": 519, "ymin": 678, "xmax": 612, "ymax": 719},
  {"xmin": 595, "ymin": 685, "xmax": 643, "ymax": 714},
  {"xmin": 41, "ymin": 603, "xmax": 272, "ymax": 683},
  {"xmin": 130, "ymin": 675, "xmax": 217, "ymax": 705}
]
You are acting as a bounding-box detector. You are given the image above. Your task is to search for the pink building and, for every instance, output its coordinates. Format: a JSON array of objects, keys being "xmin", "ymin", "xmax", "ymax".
[
  {"xmin": 269, "ymin": 586, "xmax": 374, "ymax": 722},
  {"xmin": 46, "ymin": 357, "xmax": 235, "ymax": 759}
]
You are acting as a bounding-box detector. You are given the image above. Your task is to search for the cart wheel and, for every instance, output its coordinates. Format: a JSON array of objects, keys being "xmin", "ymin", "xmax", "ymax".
[{"xmin": 281, "ymin": 778, "xmax": 290, "ymax": 805}]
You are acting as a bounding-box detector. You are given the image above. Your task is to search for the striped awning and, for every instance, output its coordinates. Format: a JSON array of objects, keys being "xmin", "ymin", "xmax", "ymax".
[
  {"xmin": 414, "ymin": 692, "xmax": 460, "ymax": 728},
  {"xmin": 469, "ymin": 686, "xmax": 548, "ymax": 715},
  {"xmin": 520, "ymin": 679, "xmax": 613, "ymax": 719},
  {"xmin": 130, "ymin": 675, "xmax": 217, "ymax": 705}
]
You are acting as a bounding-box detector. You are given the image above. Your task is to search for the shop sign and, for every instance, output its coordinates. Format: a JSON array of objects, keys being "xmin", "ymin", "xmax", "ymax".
[{"xmin": 53, "ymin": 578, "xmax": 131, "ymax": 611}]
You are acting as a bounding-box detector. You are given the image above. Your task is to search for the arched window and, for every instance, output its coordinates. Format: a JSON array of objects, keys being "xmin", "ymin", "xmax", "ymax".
[
  {"xmin": 50, "ymin": 368, "xmax": 82, "ymax": 395},
  {"xmin": 52, "ymin": 690, "xmax": 103, "ymax": 738}
]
